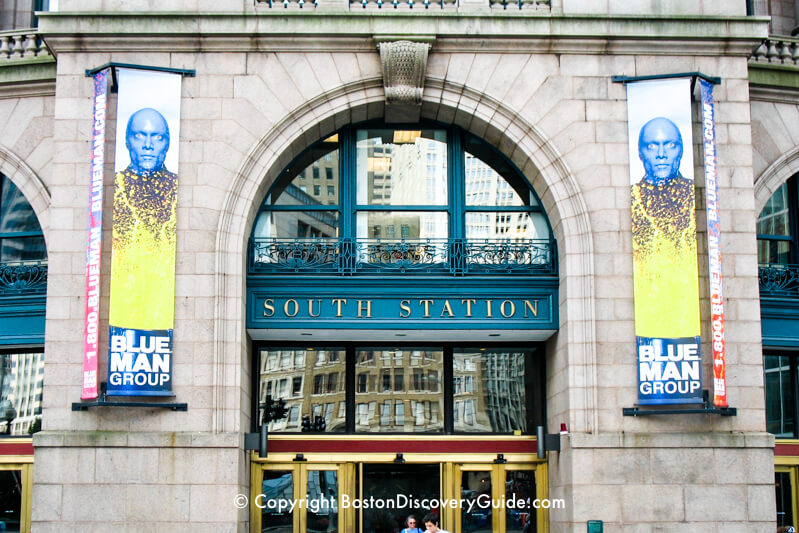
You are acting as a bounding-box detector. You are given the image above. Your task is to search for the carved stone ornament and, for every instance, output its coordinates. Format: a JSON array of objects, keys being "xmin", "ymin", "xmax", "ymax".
[{"xmin": 378, "ymin": 40, "xmax": 431, "ymax": 123}]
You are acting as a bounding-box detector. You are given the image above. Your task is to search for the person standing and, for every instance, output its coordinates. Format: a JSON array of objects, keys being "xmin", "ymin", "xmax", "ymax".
[
  {"xmin": 400, "ymin": 514, "xmax": 424, "ymax": 533},
  {"xmin": 422, "ymin": 512, "xmax": 450, "ymax": 533}
]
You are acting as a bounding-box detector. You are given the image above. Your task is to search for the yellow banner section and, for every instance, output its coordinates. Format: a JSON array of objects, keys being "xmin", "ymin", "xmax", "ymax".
[
  {"xmin": 631, "ymin": 177, "xmax": 700, "ymax": 337},
  {"xmin": 626, "ymin": 78, "xmax": 700, "ymax": 339}
]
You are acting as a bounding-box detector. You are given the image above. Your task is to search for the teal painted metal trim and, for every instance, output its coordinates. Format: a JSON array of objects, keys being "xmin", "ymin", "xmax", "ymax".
[
  {"xmin": 0, "ymin": 294, "xmax": 45, "ymax": 344},
  {"xmin": 352, "ymin": 205, "xmax": 449, "ymax": 211},
  {"xmin": 247, "ymin": 278, "xmax": 558, "ymax": 331},
  {"xmin": 763, "ymin": 336, "xmax": 799, "ymax": 347},
  {"xmin": 761, "ymin": 297, "xmax": 799, "ymax": 346},
  {"xmin": 612, "ymin": 72, "xmax": 721, "ymax": 85},
  {"xmin": 85, "ymin": 62, "xmax": 196, "ymax": 77},
  {"xmin": 450, "ymin": 128, "xmax": 464, "ymax": 241}
]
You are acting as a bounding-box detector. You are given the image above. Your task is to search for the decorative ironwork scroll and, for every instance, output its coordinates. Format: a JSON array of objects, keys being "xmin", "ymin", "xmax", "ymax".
[
  {"xmin": 0, "ymin": 261, "xmax": 48, "ymax": 294},
  {"xmin": 759, "ymin": 263, "xmax": 799, "ymax": 296}
]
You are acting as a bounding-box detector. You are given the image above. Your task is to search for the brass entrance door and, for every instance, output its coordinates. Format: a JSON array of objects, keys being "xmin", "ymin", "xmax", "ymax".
[
  {"xmin": 251, "ymin": 462, "xmax": 356, "ymax": 532},
  {"xmin": 252, "ymin": 457, "xmax": 548, "ymax": 533},
  {"xmin": 453, "ymin": 462, "xmax": 547, "ymax": 533}
]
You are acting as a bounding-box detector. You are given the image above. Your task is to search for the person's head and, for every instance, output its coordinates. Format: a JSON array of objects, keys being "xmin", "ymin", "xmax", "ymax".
[
  {"xmin": 638, "ymin": 117, "xmax": 683, "ymax": 185},
  {"xmin": 423, "ymin": 512, "xmax": 440, "ymax": 531},
  {"xmin": 125, "ymin": 108, "xmax": 170, "ymax": 174},
  {"xmin": 405, "ymin": 515, "xmax": 419, "ymax": 529}
]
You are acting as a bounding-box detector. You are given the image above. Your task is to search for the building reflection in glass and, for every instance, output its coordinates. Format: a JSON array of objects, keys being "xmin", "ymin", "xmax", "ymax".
[
  {"xmin": 356, "ymin": 348, "xmax": 443, "ymax": 433},
  {"xmin": 454, "ymin": 349, "xmax": 529, "ymax": 433},
  {"xmin": 0, "ymin": 351, "xmax": 44, "ymax": 435},
  {"xmin": 258, "ymin": 348, "xmax": 346, "ymax": 433}
]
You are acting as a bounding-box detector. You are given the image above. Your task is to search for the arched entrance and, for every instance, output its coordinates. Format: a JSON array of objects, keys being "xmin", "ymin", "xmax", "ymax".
[{"xmin": 245, "ymin": 122, "xmax": 558, "ymax": 532}]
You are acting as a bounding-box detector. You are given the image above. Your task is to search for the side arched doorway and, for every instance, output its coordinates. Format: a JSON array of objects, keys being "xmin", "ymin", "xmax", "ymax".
[{"xmin": 245, "ymin": 122, "xmax": 557, "ymax": 532}]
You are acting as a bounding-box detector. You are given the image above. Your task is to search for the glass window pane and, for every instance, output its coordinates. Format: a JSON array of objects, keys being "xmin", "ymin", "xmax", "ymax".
[
  {"xmin": 262, "ymin": 470, "xmax": 294, "ymax": 533},
  {"xmin": 758, "ymin": 238, "xmax": 790, "ymax": 265},
  {"xmin": 461, "ymin": 471, "xmax": 492, "ymax": 533},
  {"xmin": 253, "ymin": 211, "xmax": 338, "ymax": 240},
  {"xmin": 362, "ymin": 464, "xmax": 439, "ymax": 533},
  {"xmin": 356, "ymin": 129, "xmax": 447, "ymax": 206},
  {"xmin": 465, "ymin": 212, "xmax": 549, "ymax": 241},
  {"xmin": 463, "ymin": 135, "xmax": 537, "ymax": 207},
  {"xmin": 0, "ymin": 469, "xmax": 22, "ymax": 532},
  {"xmin": 0, "ymin": 236, "xmax": 46, "ymax": 263},
  {"xmin": 356, "ymin": 212, "xmax": 447, "ymax": 240},
  {"xmin": 0, "ymin": 177, "xmax": 42, "ymax": 233},
  {"xmin": 765, "ymin": 354, "xmax": 795, "ymax": 437},
  {"xmin": 258, "ymin": 349, "xmax": 346, "ymax": 433},
  {"xmin": 0, "ymin": 351, "xmax": 45, "ymax": 435},
  {"xmin": 307, "ymin": 470, "xmax": 338, "ymax": 533},
  {"xmin": 757, "ymin": 183, "xmax": 790, "ymax": 237},
  {"xmin": 465, "ymin": 152, "xmax": 529, "ymax": 207},
  {"xmin": 776, "ymin": 471, "xmax": 794, "ymax": 528},
  {"xmin": 506, "ymin": 470, "xmax": 536, "ymax": 533},
  {"xmin": 267, "ymin": 138, "xmax": 339, "ymax": 206},
  {"xmin": 356, "ymin": 349, "xmax": 443, "ymax": 433},
  {"xmin": 454, "ymin": 349, "xmax": 530, "ymax": 433}
]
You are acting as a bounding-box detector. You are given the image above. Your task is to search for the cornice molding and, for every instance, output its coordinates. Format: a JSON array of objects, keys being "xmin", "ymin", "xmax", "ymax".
[
  {"xmin": 0, "ymin": 79, "xmax": 55, "ymax": 99},
  {"xmin": 749, "ymin": 84, "xmax": 799, "ymax": 104},
  {"xmin": 38, "ymin": 13, "xmax": 767, "ymax": 55}
]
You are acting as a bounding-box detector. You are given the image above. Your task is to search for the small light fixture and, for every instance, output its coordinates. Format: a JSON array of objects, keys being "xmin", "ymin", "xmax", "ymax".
[
  {"xmin": 488, "ymin": 333, "xmax": 500, "ymax": 337},
  {"xmin": 395, "ymin": 333, "xmax": 407, "ymax": 337},
  {"xmin": 394, "ymin": 453, "xmax": 405, "ymax": 464},
  {"xmin": 294, "ymin": 453, "xmax": 307, "ymax": 462},
  {"xmin": 560, "ymin": 423, "xmax": 569, "ymax": 435},
  {"xmin": 494, "ymin": 453, "xmax": 507, "ymax": 464},
  {"xmin": 301, "ymin": 333, "xmax": 313, "ymax": 336}
]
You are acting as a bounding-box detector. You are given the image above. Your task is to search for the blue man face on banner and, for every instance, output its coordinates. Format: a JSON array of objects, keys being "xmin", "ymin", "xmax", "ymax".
[
  {"xmin": 126, "ymin": 108, "xmax": 170, "ymax": 174},
  {"xmin": 638, "ymin": 117, "xmax": 683, "ymax": 186}
]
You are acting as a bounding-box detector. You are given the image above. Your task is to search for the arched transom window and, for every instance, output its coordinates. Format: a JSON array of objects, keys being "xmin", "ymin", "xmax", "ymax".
[{"xmin": 250, "ymin": 124, "xmax": 555, "ymax": 276}]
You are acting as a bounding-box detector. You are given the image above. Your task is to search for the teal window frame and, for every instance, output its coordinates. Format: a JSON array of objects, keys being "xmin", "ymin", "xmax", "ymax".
[{"xmin": 252, "ymin": 122, "xmax": 553, "ymax": 249}]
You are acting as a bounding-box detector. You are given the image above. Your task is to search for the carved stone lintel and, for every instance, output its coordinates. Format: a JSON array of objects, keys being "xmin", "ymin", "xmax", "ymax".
[{"xmin": 378, "ymin": 40, "xmax": 431, "ymax": 123}]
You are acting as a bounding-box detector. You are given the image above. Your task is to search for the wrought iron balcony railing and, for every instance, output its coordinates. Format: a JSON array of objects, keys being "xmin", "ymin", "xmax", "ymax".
[
  {"xmin": 759, "ymin": 263, "xmax": 799, "ymax": 297},
  {"xmin": 249, "ymin": 238, "xmax": 556, "ymax": 276},
  {"xmin": 0, "ymin": 260, "xmax": 48, "ymax": 295}
]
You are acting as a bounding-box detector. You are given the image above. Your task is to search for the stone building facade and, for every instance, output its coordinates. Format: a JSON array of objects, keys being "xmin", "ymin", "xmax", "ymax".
[{"xmin": 1, "ymin": 0, "xmax": 797, "ymax": 532}]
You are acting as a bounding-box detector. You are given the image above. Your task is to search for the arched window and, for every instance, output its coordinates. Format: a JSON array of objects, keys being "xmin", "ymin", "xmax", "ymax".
[
  {"xmin": 0, "ymin": 176, "xmax": 45, "ymax": 264},
  {"xmin": 758, "ymin": 179, "xmax": 793, "ymax": 267},
  {"xmin": 250, "ymin": 124, "xmax": 554, "ymax": 275}
]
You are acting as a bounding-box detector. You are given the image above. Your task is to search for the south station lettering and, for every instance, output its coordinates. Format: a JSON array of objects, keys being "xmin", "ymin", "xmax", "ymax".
[{"xmin": 262, "ymin": 298, "xmax": 540, "ymax": 319}]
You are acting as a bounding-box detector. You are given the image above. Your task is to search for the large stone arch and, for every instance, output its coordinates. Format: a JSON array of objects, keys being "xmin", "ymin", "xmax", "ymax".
[
  {"xmin": 212, "ymin": 76, "xmax": 597, "ymax": 436},
  {"xmin": 0, "ymin": 144, "xmax": 50, "ymax": 236},
  {"xmin": 754, "ymin": 146, "xmax": 799, "ymax": 213}
]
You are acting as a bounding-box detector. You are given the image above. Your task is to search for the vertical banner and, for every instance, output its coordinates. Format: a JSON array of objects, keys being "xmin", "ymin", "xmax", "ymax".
[
  {"xmin": 700, "ymin": 79, "xmax": 728, "ymax": 407},
  {"xmin": 82, "ymin": 69, "xmax": 109, "ymax": 400},
  {"xmin": 107, "ymin": 68, "xmax": 182, "ymax": 396},
  {"xmin": 627, "ymin": 78, "xmax": 703, "ymax": 404}
]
